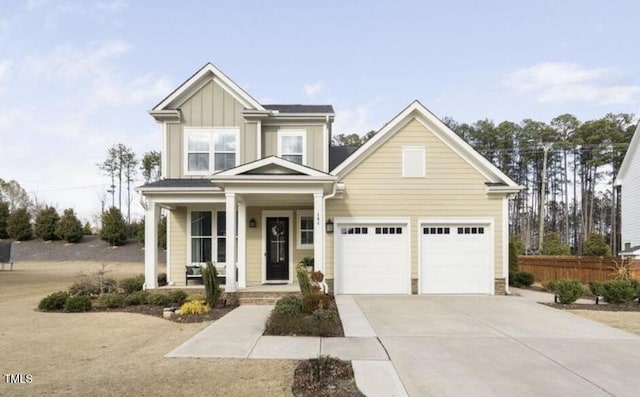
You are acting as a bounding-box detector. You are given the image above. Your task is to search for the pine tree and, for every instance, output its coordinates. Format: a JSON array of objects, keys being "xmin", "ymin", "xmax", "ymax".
[
  {"xmin": 100, "ymin": 207, "xmax": 127, "ymax": 246},
  {"xmin": 7, "ymin": 208, "xmax": 32, "ymax": 241},
  {"xmin": 56, "ymin": 209, "xmax": 84, "ymax": 243},
  {"xmin": 34, "ymin": 206, "xmax": 60, "ymax": 240},
  {"xmin": 0, "ymin": 201, "xmax": 9, "ymax": 239}
]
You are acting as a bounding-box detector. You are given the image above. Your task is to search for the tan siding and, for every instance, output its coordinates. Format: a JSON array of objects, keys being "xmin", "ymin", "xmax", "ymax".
[
  {"xmin": 325, "ymin": 119, "xmax": 504, "ymax": 281},
  {"xmin": 261, "ymin": 124, "xmax": 325, "ymax": 169},
  {"xmin": 262, "ymin": 126, "xmax": 278, "ymax": 157},
  {"xmin": 243, "ymin": 122, "xmax": 257, "ymax": 164},
  {"xmin": 169, "ymin": 207, "xmax": 187, "ymax": 286},
  {"xmin": 167, "ymin": 123, "xmax": 182, "ymax": 178}
]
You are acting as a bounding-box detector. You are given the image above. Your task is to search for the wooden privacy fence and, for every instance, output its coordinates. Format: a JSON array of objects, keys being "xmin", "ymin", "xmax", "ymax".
[{"xmin": 518, "ymin": 256, "xmax": 640, "ymax": 284}]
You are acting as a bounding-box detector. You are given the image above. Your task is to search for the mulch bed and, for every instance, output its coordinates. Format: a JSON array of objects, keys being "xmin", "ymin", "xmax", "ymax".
[
  {"xmin": 292, "ymin": 357, "xmax": 365, "ymax": 397},
  {"xmin": 94, "ymin": 304, "xmax": 237, "ymax": 323},
  {"xmin": 542, "ymin": 301, "xmax": 640, "ymax": 312}
]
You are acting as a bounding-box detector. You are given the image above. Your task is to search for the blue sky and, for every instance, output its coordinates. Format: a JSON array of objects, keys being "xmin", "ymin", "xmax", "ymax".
[{"xmin": 0, "ymin": 0, "xmax": 638, "ymax": 223}]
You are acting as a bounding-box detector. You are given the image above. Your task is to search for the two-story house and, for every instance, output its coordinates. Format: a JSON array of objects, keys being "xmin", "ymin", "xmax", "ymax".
[
  {"xmin": 137, "ymin": 63, "xmax": 521, "ymax": 295},
  {"xmin": 615, "ymin": 122, "xmax": 640, "ymax": 258}
]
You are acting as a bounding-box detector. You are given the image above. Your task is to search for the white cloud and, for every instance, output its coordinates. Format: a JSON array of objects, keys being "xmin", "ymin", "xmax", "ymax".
[
  {"xmin": 505, "ymin": 62, "xmax": 640, "ymax": 105},
  {"xmin": 304, "ymin": 81, "xmax": 323, "ymax": 99},
  {"xmin": 0, "ymin": 60, "xmax": 11, "ymax": 93},
  {"xmin": 94, "ymin": 74, "xmax": 173, "ymax": 107}
]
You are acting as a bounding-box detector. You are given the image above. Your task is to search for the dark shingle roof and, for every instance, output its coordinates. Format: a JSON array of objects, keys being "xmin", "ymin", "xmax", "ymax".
[
  {"xmin": 263, "ymin": 104, "xmax": 334, "ymax": 114},
  {"xmin": 329, "ymin": 146, "xmax": 359, "ymax": 171},
  {"xmin": 138, "ymin": 179, "xmax": 217, "ymax": 189}
]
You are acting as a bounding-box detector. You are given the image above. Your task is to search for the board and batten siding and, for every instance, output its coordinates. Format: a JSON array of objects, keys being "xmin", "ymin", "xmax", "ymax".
[
  {"xmin": 621, "ymin": 141, "xmax": 640, "ymax": 247},
  {"xmin": 164, "ymin": 79, "xmax": 257, "ymax": 178},
  {"xmin": 169, "ymin": 207, "xmax": 187, "ymax": 286},
  {"xmin": 325, "ymin": 118, "xmax": 504, "ymax": 280},
  {"xmin": 262, "ymin": 123, "xmax": 325, "ymax": 171}
]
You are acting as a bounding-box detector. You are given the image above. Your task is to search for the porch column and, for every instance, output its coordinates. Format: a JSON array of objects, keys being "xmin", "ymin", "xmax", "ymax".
[
  {"xmin": 144, "ymin": 201, "xmax": 160, "ymax": 289},
  {"xmin": 225, "ymin": 193, "xmax": 237, "ymax": 292},
  {"xmin": 313, "ymin": 193, "xmax": 325, "ymax": 274},
  {"xmin": 237, "ymin": 200, "xmax": 247, "ymax": 288}
]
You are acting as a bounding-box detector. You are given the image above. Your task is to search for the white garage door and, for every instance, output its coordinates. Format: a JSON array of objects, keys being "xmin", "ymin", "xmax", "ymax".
[
  {"xmin": 335, "ymin": 224, "xmax": 409, "ymax": 294},
  {"xmin": 420, "ymin": 224, "xmax": 492, "ymax": 294}
]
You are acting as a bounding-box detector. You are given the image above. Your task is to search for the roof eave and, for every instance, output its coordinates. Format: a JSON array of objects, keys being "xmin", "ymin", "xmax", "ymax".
[{"xmin": 148, "ymin": 109, "xmax": 181, "ymax": 122}]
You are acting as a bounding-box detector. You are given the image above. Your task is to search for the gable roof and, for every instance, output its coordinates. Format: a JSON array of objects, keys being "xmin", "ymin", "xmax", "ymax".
[
  {"xmin": 151, "ymin": 62, "xmax": 264, "ymax": 113},
  {"xmin": 212, "ymin": 156, "xmax": 334, "ymax": 179},
  {"xmin": 329, "ymin": 146, "xmax": 359, "ymax": 171},
  {"xmin": 331, "ymin": 100, "xmax": 521, "ymax": 191},
  {"xmin": 615, "ymin": 121, "xmax": 640, "ymax": 186},
  {"xmin": 263, "ymin": 104, "xmax": 334, "ymax": 114}
]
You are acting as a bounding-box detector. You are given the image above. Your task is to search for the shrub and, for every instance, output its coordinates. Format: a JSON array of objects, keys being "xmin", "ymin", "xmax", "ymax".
[
  {"xmin": 119, "ymin": 275, "xmax": 145, "ymax": 294},
  {"xmin": 542, "ymin": 280, "xmax": 558, "ymax": 292},
  {"xmin": 302, "ymin": 294, "xmax": 330, "ymax": 314},
  {"xmin": 179, "ymin": 300, "xmax": 210, "ymax": 315},
  {"xmin": 0, "ymin": 201, "xmax": 9, "ymax": 239},
  {"xmin": 582, "ymin": 233, "xmax": 611, "ymax": 257},
  {"xmin": 588, "ymin": 281, "xmax": 603, "ymax": 297},
  {"xmin": 69, "ymin": 273, "xmax": 118, "ymax": 296},
  {"xmin": 167, "ymin": 290, "xmax": 188, "ymax": 304},
  {"xmin": 555, "ymin": 278, "xmax": 584, "ymax": 304},
  {"xmin": 310, "ymin": 271, "xmax": 324, "ymax": 283},
  {"xmin": 265, "ymin": 310, "xmax": 341, "ymax": 337},
  {"xmin": 296, "ymin": 265, "xmax": 312, "ymax": 296},
  {"xmin": 100, "ymin": 207, "xmax": 127, "ymax": 246},
  {"xmin": 146, "ymin": 293, "xmax": 173, "ymax": 307},
  {"xmin": 7, "ymin": 207, "xmax": 32, "ymax": 241},
  {"xmin": 136, "ymin": 216, "xmax": 167, "ymax": 248},
  {"xmin": 34, "ymin": 206, "xmax": 60, "ymax": 240},
  {"xmin": 63, "ymin": 295, "xmax": 92, "ymax": 312},
  {"xmin": 511, "ymin": 272, "xmax": 535, "ymax": 288},
  {"xmin": 541, "ymin": 232, "xmax": 571, "ymax": 255},
  {"xmin": 157, "ymin": 273, "xmax": 167, "ymax": 287},
  {"xmin": 202, "ymin": 262, "xmax": 221, "ymax": 308},
  {"xmin": 55, "ymin": 208, "xmax": 83, "ymax": 243},
  {"xmin": 98, "ymin": 293, "xmax": 126, "ymax": 308},
  {"xmin": 38, "ymin": 291, "xmax": 70, "ymax": 311},
  {"xmin": 186, "ymin": 293, "xmax": 206, "ymax": 302},
  {"xmin": 124, "ymin": 291, "xmax": 149, "ymax": 306},
  {"xmin": 600, "ymin": 279, "xmax": 636, "ymax": 304},
  {"xmin": 273, "ymin": 296, "xmax": 303, "ymax": 316},
  {"xmin": 508, "ymin": 238, "xmax": 522, "ymax": 272},
  {"xmin": 83, "ymin": 221, "xmax": 93, "ymax": 235}
]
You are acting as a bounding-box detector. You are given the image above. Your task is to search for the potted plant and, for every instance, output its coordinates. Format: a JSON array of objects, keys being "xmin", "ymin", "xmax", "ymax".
[{"xmin": 298, "ymin": 256, "xmax": 314, "ymax": 273}]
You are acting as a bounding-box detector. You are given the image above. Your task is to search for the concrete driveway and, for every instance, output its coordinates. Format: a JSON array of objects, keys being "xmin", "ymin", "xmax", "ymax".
[{"xmin": 353, "ymin": 295, "xmax": 640, "ymax": 397}]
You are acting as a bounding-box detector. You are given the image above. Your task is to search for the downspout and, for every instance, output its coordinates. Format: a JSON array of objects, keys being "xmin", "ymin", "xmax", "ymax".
[{"xmin": 322, "ymin": 181, "xmax": 338, "ymax": 294}]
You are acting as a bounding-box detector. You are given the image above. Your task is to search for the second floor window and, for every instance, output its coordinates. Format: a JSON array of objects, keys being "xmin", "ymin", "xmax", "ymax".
[
  {"xmin": 185, "ymin": 128, "xmax": 238, "ymax": 174},
  {"xmin": 278, "ymin": 130, "xmax": 305, "ymax": 165}
]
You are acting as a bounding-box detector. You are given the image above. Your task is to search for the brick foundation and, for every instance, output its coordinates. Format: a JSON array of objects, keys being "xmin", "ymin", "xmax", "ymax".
[
  {"xmin": 411, "ymin": 278, "xmax": 418, "ymax": 294},
  {"xmin": 494, "ymin": 278, "xmax": 506, "ymax": 295},
  {"xmin": 325, "ymin": 278, "xmax": 334, "ymax": 295}
]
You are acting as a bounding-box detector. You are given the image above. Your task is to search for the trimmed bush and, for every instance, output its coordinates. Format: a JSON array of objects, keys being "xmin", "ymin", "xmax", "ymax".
[
  {"xmin": 542, "ymin": 279, "xmax": 558, "ymax": 292},
  {"xmin": 273, "ymin": 296, "xmax": 303, "ymax": 316},
  {"xmin": 146, "ymin": 293, "xmax": 173, "ymax": 307},
  {"xmin": 0, "ymin": 200, "xmax": 9, "ymax": 239},
  {"xmin": 582, "ymin": 233, "xmax": 611, "ymax": 257},
  {"xmin": 186, "ymin": 293, "xmax": 206, "ymax": 302},
  {"xmin": 167, "ymin": 290, "xmax": 188, "ymax": 304},
  {"xmin": 302, "ymin": 294, "xmax": 330, "ymax": 314},
  {"xmin": 7, "ymin": 207, "xmax": 32, "ymax": 241},
  {"xmin": 56, "ymin": 208, "xmax": 83, "ymax": 243},
  {"xmin": 38, "ymin": 291, "xmax": 70, "ymax": 311},
  {"xmin": 124, "ymin": 291, "xmax": 148, "ymax": 306},
  {"xmin": 541, "ymin": 232, "xmax": 571, "ymax": 255},
  {"xmin": 64, "ymin": 295, "xmax": 92, "ymax": 312},
  {"xmin": 98, "ymin": 293, "xmax": 126, "ymax": 308},
  {"xmin": 296, "ymin": 266, "xmax": 312, "ymax": 296},
  {"xmin": 600, "ymin": 279, "xmax": 636, "ymax": 304},
  {"xmin": 100, "ymin": 207, "xmax": 127, "ymax": 246},
  {"xmin": 555, "ymin": 278, "xmax": 584, "ymax": 304},
  {"xmin": 179, "ymin": 300, "xmax": 210, "ymax": 315},
  {"xmin": 265, "ymin": 307, "xmax": 341, "ymax": 337},
  {"xmin": 512, "ymin": 271, "xmax": 535, "ymax": 288},
  {"xmin": 157, "ymin": 273, "xmax": 167, "ymax": 287},
  {"xmin": 588, "ymin": 281, "xmax": 603, "ymax": 297},
  {"xmin": 119, "ymin": 275, "xmax": 145, "ymax": 294},
  {"xmin": 34, "ymin": 206, "xmax": 60, "ymax": 240}
]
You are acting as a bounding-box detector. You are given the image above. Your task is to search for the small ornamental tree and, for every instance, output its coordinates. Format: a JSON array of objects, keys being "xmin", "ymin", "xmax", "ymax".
[
  {"xmin": 100, "ymin": 207, "xmax": 127, "ymax": 246},
  {"xmin": 56, "ymin": 208, "xmax": 84, "ymax": 243},
  {"xmin": 541, "ymin": 232, "xmax": 571, "ymax": 255},
  {"xmin": 83, "ymin": 221, "xmax": 93, "ymax": 235},
  {"xmin": 7, "ymin": 207, "xmax": 32, "ymax": 241},
  {"xmin": 34, "ymin": 206, "xmax": 60, "ymax": 240},
  {"xmin": 582, "ymin": 233, "xmax": 611, "ymax": 257},
  {"xmin": 0, "ymin": 201, "xmax": 9, "ymax": 239}
]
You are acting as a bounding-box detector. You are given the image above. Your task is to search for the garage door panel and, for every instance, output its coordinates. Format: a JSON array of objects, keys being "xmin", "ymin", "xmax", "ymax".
[
  {"xmin": 336, "ymin": 223, "xmax": 409, "ymax": 294},
  {"xmin": 421, "ymin": 224, "xmax": 492, "ymax": 294}
]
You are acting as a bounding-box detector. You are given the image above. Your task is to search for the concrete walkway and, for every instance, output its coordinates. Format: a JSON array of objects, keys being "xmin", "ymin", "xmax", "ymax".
[{"xmin": 166, "ymin": 299, "xmax": 407, "ymax": 396}]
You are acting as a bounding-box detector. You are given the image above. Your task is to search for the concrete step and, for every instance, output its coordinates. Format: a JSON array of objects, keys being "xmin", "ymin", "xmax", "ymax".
[{"xmin": 237, "ymin": 291, "xmax": 301, "ymax": 305}]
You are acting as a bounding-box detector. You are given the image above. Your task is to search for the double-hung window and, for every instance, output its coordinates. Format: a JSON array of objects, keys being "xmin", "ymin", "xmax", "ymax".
[
  {"xmin": 191, "ymin": 211, "xmax": 212, "ymax": 264},
  {"xmin": 277, "ymin": 130, "xmax": 305, "ymax": 165},
  {"xmin": 297, "ymin": 210, "xmax": 314, "ymax": 250},
  {"xmin": 185, "ymin": 128, "xmax": 238, "ymax": 174}
]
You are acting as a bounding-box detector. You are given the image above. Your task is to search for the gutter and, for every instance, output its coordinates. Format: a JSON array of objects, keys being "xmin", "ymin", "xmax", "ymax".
[{"xmin": 321, "ymin": 181, "xmax": 339, "ymax": 294}]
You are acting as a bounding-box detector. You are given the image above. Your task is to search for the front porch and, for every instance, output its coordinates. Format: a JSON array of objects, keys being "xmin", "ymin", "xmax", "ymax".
[{"xmin": 157, "ymin": 283, "xmax": 302, "ymax": 305}]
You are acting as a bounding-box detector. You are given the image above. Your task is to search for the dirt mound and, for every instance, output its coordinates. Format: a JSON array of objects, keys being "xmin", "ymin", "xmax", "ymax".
[{"xmin": 7, "ymin": 235, "xmax": 166, "ymax": 263}]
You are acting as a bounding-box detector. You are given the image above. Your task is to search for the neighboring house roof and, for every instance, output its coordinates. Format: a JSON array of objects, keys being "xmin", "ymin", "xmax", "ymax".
[
  {"xmin": 151, "ymin": 62, "xmax": 265, "ymax": 113},
  {"xmin": 615, "ymin": 121, "xmax": 640, "ymax": 186},
  {"xmin": 263, "ymin": 104, "xmax": 334, "ymax": 114},
  {"xmin": 331, "ymin": 100, "xmax": 521, "ymax": 192},
  {"xmin": 329, "ymin": 146, "xmax": 359, "ymax": 171}
]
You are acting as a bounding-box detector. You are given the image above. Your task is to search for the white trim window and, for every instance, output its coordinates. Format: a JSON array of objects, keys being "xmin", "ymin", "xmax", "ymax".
[
  {"xmin": 184, "ymin": 128, "xmax": 238, "ymax": 174},
  {"xmin": 216, "ymin": 211, "xmax": 226, "ymax": 263},
  {"xmin": 297, "ymin": 210, "xmax": 314, "ymax": 250},
  {"xmin": 191, "ymin": 211, "xmax": 212, "ymax": 264},
  {"xmin": 277, "ymin": 130, "xmax": 306, "ymax": 165},
  {"xmin": 402, "ymin": 146, "xmax": 425, "ymax": 178}
]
